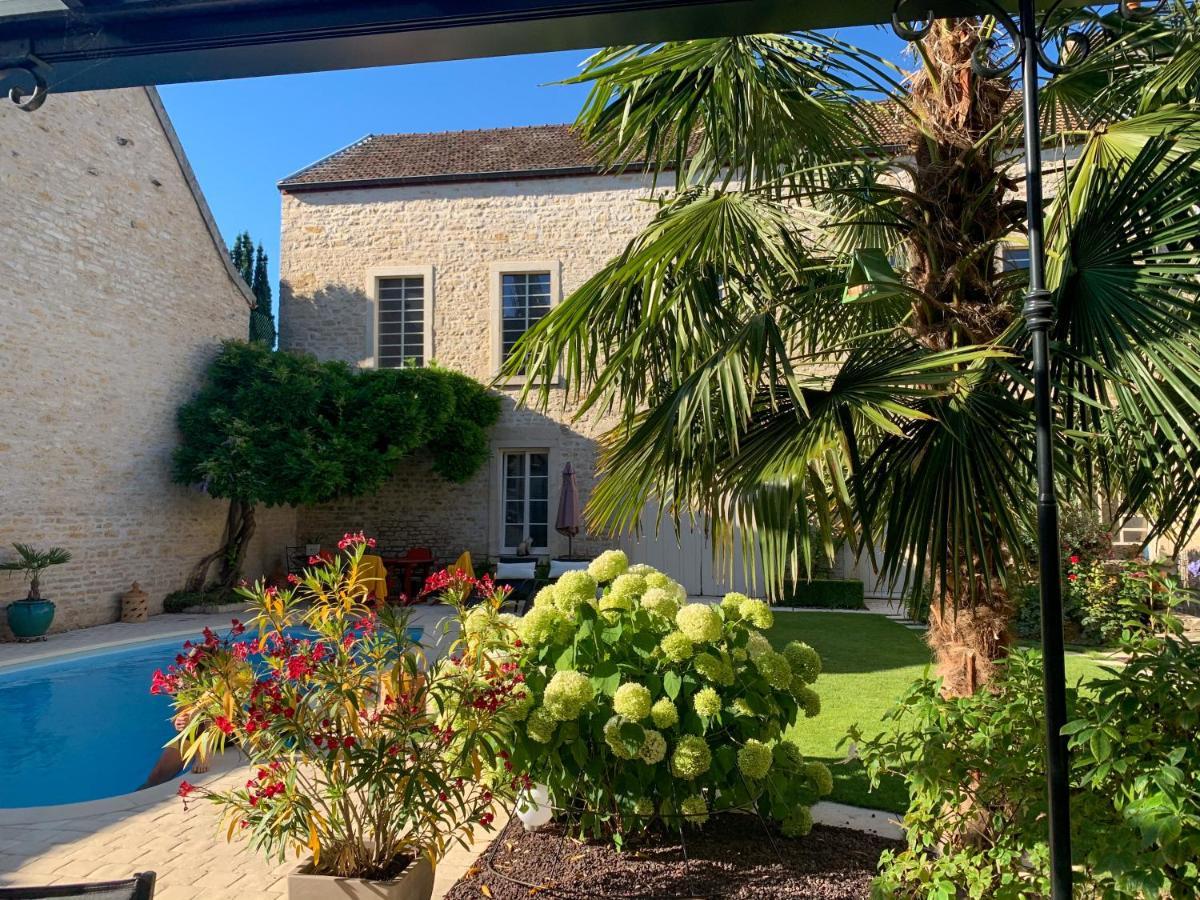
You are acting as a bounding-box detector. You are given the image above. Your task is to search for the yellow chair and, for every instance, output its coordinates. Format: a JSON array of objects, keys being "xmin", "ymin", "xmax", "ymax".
[{"xmin": 448, "ymin": 550, "xmax": 475, "ymax": 579}]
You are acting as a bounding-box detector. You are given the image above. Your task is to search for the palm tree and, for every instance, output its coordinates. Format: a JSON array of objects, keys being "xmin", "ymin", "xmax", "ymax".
[{"xmin": 505, "ymin": 9, "xmax": 1200, "ymax": 692}]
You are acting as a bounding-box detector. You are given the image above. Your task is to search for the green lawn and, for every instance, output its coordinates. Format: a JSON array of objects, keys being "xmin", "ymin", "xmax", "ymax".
[{"xmin": 767, "ymin": 612, "xmax": 1112, "ymax": 813}]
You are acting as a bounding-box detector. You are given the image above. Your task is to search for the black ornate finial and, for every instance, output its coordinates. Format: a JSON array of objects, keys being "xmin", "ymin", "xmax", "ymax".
[
  {"xmin": 890, "ymin": 0, "xmax": 1171, "ymax": 79},
  {"xmin": 1, "ymin": 64, "xmax": 48, "ymax": 112}
]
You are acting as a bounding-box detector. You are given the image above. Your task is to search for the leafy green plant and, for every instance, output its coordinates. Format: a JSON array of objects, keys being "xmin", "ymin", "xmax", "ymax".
[
  {"xmin": 173, "ymin": 341, "xmax": 500, "ymax": 590},
  {"xmin": 0, "ymin": 543, "xmax": 71, "ymax": 600},
  {"xmin": 853, "ymin": 652, "xmax": 1059, "ymax": 899},
  {"xmin": 1065, "ymin": 633, "xmax": 1200, "ymax": 897},
  {"xmin": 162, "ymin": 588, "xmax": 241, "ymax": 613},
  {"xmin": 475, "ymin": 549, "xmax": 832, "ymax": 844},
  {"xmin": 156, "ymin": 534, "xmax": 514, "ymax": 878},
  {"xmin": 855, "ymin": 611, "xmax": 1200, "ymax": 898}
]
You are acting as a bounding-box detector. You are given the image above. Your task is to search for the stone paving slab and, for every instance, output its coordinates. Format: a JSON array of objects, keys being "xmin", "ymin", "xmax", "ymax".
[{"xmin": 0, "ymin": 755, "xmax": 504, "ymax": 899}]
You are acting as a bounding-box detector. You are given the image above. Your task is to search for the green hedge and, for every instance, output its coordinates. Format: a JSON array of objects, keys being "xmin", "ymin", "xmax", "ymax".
[
  {"xmin": 163, "ymin": 588, "xmax": 241, "ymax": 613},
  {"xmin": 780, "ymin": 579, "xmax": 865, "ymax": 610}
]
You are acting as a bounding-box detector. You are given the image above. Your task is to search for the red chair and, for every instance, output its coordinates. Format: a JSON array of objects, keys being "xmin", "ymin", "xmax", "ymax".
[{"xmin": 383, "ymin": 547, "xmax": 436, "ymax": 602}]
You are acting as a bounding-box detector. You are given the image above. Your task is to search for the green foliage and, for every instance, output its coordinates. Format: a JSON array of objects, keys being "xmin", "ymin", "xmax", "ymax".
[
  {"xmin": 1065, "ymin": 634, "xmax": 1200, "ymax": 896},
  {"xmin": 162, "ymin": 588, "xmax": 240, "ymax": 613},
  {"xmin": 504, "ymin": 23, "xmax": 1200, "ymax": 611},
  {"xmin": 173, "ymin": 341, "xmax": 500, "ymax": 507},
  {"xmin": 1014, "ymin": 556, "xmax": 1183, "ymax": 646},
  {"xmin": 855, "ymin": 628, "xmax": 1200, "ymax": 898},
  {"xmin": 0, "ymin": 543, "xmax": 72, "ymax": 600},
  {"xmin": 495, "ymin": 552, "xmax": 832, "ymax": 842},
  {"xmin": 231, "ymin": 231, "xmax": 276, "ymax": 346},
  {"xmin": 782, "ymin": 579, "xmax": 865, "ymax": 610}
]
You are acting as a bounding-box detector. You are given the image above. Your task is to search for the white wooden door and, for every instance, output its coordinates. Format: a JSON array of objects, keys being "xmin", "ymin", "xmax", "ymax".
[{"xmin": 618, "ymin": 506, "xmax": 764, "ymax": 597}]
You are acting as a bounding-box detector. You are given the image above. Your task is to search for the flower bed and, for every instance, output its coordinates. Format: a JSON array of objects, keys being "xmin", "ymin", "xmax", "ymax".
[{"xmin": 443, "ymin": 816, "xmax": 900, "ymax": 899}]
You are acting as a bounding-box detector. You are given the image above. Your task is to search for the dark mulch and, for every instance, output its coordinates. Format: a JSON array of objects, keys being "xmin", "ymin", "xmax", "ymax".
[{"xmin": 443, "ymin": 815, "xmax": 900, "ymax": 899}]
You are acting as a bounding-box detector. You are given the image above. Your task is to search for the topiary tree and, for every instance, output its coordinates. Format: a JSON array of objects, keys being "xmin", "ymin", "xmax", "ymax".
[{"xmin": 173, "ymin": 340, "xmax": 500, "ymax": 590}]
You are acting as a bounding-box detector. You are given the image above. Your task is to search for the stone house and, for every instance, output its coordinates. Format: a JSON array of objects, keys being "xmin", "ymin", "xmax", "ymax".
[
  {"xmin": 277, "ymin": 125, "xmax": 654, "ymax": 576},
  {"xmin": 277, "ymin": 121, "xmax": 1193, "ymax": 596},
  {"xmin": 0, "ymin": 87, "xmax": 294, "ymax": 638},
  {"xmin": 277, "ymin": 124, "xmax": 904, "ymax": 595}
]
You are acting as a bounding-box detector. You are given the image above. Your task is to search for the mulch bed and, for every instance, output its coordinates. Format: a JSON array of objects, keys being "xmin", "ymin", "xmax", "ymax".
[{"xmin": 443, "ymin": 815, "xmax": 900, "ymax": 899}]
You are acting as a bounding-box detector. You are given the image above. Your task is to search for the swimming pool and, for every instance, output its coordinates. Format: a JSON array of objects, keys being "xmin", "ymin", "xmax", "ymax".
[
  {"xmin": 0, "ymin": 622, "xmax": 431, "ymax": 809},
  {"xmin": 0, "ymin": 637, "xmax": 190, "ymax": 808}
]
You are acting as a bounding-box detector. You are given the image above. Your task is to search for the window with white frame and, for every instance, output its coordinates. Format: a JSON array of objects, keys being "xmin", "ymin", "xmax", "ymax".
[
  {"xmin": 500, "ymin": 271, "xmax": 552, "ymax": 365},
  {"xmin": 999, "ymin": 243, "xmax": 1031, "ymax": 272},
  {"xmin": 1113, "ymin": 514, "xmax": 1151, "ymax": 550},
  {"xmin": 502, "ymin": 450, "xmax": 549, "ymax": 550},
  {"xmin": 376, "ymin": 275, "xmax": 426, "ymax": 368}
]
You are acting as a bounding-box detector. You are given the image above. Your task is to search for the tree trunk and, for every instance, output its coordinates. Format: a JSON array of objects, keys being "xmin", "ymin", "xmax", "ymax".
[
  {"xmin": 927, "ymin": 597, "xmax": 1014, "ymax": 696},
  {"xmin": 906, "ymin": 20, "xmax": 1019, "ymax": 692},
  {"xmin": 185, "ymin": 499, "xmax": 257, "ymax": 592}
]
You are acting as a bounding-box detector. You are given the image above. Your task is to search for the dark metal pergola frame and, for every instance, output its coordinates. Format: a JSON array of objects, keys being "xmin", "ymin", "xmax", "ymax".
[{"xmin": 0, "ymin": 1, "xmax": 1180, "ymax": 897}]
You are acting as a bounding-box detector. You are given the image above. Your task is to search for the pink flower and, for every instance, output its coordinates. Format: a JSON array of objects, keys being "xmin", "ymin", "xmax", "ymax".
[{"xmin": 1067, "ymin": 573, "xmax": 1078, "ymax": 582}]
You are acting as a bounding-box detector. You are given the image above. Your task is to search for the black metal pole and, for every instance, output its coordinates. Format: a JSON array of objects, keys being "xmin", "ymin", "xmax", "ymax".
[{"xmin": 1017, "ymin": 0, "xmax": 1073, "ymax": 894}]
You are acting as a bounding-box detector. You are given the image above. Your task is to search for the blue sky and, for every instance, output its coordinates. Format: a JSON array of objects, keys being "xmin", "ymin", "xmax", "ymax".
[{"xmin": 158, "ymin": 27, "xmax": 906, "ymax": 318}]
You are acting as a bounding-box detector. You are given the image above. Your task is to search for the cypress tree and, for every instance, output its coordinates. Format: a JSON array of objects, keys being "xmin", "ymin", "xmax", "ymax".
[{"xmin": 249, "ymin": 242, "xmax": 276, "ymax": 347}]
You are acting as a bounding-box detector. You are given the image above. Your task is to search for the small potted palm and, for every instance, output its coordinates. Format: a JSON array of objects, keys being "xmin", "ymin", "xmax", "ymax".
[
  {"xmin": 2, "ymin": 543, "xmax": 71, "ymax": 641},
  {"xmin": 158, "ymin": 533, "xmax": 517, "ymax": 900}
]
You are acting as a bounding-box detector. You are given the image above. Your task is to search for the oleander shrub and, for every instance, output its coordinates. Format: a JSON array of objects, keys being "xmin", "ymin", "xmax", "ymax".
[
  {"xmin": 493, "ymin": 549, "xmax": 832, "ymax": 843},
  {"xmin": 855, "ymin": 621, "xmax": 1200, "ymax": 898},
  {"xmin": 156, "ymin": 535, "xmax": 515, "ymax": 879}
]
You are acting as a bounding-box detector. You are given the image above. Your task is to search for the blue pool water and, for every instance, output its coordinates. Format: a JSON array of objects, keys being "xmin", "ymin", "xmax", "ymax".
[
  {"xmin": 0, "ymin": 638, "xmax": 187, "ymax": 808},
  {"xmin": 0, "ymin": 624, "xmax": 426, "ymax": 809}
]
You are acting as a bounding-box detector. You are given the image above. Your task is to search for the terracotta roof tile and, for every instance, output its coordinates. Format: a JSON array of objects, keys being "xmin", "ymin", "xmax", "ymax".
[
  {"xmin": 278, "ymin": 98, "xmax": 1031, "ymax": 191},
  {"xmin": 278, "ymin": 124, "xmax": 604, "ymax": 190}
]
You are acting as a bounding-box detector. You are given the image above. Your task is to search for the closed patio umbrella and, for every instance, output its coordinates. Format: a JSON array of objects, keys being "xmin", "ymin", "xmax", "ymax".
[{"xmin": 555, "ymin": 462, "xmax": 581, "ymax": 558}]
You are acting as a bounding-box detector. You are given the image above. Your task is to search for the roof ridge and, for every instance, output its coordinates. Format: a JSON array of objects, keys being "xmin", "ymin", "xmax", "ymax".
[
  {"xmin": 277, "ymin": 132, "xmax": 379, "ymax": 186},
  {"xmin": 371, "ymin": 122, "xmax": 574, "ymax": 141}
]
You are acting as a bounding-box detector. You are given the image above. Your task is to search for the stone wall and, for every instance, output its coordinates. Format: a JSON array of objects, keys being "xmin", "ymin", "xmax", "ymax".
[
  {"xmin": 0, "ymin": 87, "xmax": 296, "ymax": 638},
  {"xmin": 279, "ymin": 172, "xmax": 665, "ymax": 564}
]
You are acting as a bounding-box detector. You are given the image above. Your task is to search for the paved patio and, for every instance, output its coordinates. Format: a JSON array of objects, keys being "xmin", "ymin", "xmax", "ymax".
[{"xmin": 0, "ymin": 606, "xmax": 486, "ymax": 899}]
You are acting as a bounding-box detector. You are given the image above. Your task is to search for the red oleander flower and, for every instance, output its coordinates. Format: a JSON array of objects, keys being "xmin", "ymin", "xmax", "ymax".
[
  {"xmin": 214, "ymin": 716, "xmax": 234, "ymax": 735},
  {"xmin": 287, "ymin": 573, "xmax": 300, "ymax": 585},
  {"xmin": 178, "ymin": 781, "xmax": 194, "ymax": 798},
  {"xmin": 230, "ymin": 618, "xmax": 246, "ymax": 635},
  {"xmin": 1067, "ymin": 573, "xmax": 1078, "ymax": 582},
  {"xmin": 150, "ymin": 669, "xmax": 178, "ymax": 695},
  {"xmin": 1069, "ymin": 555, "xmax": 1080, "ymax": 565}
]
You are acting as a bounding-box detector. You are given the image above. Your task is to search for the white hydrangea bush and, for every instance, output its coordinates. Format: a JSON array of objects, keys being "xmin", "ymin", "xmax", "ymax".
[{"xmin": 498, "ymin": 549, "xmax": 830, "ymax": 841}]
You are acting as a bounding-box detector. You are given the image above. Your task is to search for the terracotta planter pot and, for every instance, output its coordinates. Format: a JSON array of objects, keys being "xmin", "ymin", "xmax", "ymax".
[{"xmin": 288, "ymin": 855, "xmax": 434, "ymax": 900}]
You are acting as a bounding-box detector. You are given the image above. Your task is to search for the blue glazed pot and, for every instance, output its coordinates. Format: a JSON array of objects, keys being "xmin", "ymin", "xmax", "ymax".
[{"xmin": 6, "ymin": 599, "xmax": 55, "ymax": 640}]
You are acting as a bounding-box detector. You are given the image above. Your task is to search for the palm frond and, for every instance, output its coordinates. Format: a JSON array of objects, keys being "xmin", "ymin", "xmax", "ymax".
[
  {"xmin": 565, "ymin": 34, "xmax": 896, "ymax": 193},
  {"xmin": 1046, "ymin": 139, "xmax": 1200, "ymax": 542}
]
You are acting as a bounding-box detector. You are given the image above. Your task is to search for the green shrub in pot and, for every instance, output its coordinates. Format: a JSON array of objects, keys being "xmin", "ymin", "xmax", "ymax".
[{"xmin": 2, "ymin": 543, "xmax": 71, "ymax": 640}]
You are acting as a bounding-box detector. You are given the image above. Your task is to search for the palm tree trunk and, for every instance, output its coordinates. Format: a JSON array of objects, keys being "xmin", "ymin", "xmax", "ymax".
[{"xmin": 908, "ymin": 20, "xmax": 1020, "ymax": 692}]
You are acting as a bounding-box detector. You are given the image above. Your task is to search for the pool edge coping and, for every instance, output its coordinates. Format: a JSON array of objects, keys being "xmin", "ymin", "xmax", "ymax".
[
  {"xmin": 0, "ymin": 617, "xmax": 255, "ymax": 673},
  {"xmin": 0, "ymin": 751, "xmax": 246, "ymax": 826}
]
